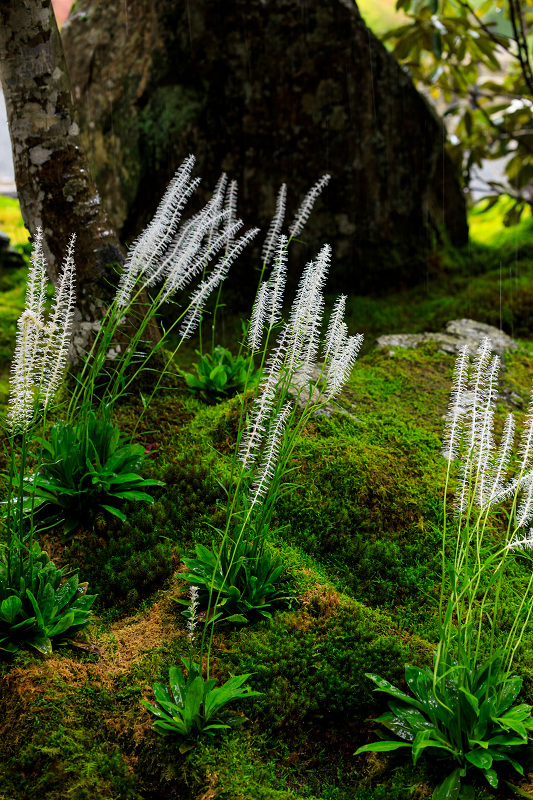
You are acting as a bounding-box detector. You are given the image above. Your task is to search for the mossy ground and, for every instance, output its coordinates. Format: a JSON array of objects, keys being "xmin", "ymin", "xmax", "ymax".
[{"xmin": 1, "ymin": 198, "xmax": 533, "ymax": 798}]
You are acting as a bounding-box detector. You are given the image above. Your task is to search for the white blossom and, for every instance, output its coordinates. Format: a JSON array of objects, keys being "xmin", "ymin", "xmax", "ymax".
[
  {"xmin": 187, "ymin": 584, "xmax": 199, "ymax": 644},
  {"xmin": 115, "ymin": 155, "xmax": 198, "ymax": 306},
  {"xmin": 247, "ymin": 282, "xmax": 270, "ymax": 351},
  {"xmin": 7, "ymin": 231, "xmax": 76, "ymax": 431},
  {"xmin": 288, "ymin": 174, "xmax": 330, "ymax": 239},
  {"xmin": 249, "ymin": 402, "xmax": 293, "ymax": 508},
  {"xmin": 325, "ymin": 334, "xmax": 363, "ymax": 400},
  {"xmin": 178, "ymin": 228, "xmax": 259, "ymax": 338},
  {"xmin": 441, "ymin": 344, "xmax": 470, "ymax": 462},
  {"xmin": 262, "ymin": 184, "xmax": 287, "ymax": 265}
]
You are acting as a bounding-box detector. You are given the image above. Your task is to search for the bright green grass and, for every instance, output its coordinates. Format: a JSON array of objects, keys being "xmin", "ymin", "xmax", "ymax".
[
  {"xmin": 356, "ymin": 0, "xmax": 405, "ymax": 32},
  {"xmin": 469, "ymin": 195, "xmax": 533, "ymax": 248},
  {"xmin": 0, "ymin": 196, "xmax": 29, "ymax": 246}
]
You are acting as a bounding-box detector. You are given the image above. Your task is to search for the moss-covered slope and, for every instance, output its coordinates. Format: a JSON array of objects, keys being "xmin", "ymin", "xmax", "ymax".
[{"xmin": 2, "ymin": 339, "xmax": 533, "ymax": 799}]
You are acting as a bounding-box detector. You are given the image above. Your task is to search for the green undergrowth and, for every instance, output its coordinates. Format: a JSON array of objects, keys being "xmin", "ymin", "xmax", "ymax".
[
  {"xmin": 3, "ymin": 339, "xmax": 533, "ymax": 797},
  {"xmin": 0, "ymin": 196, "xmax": 30, "ymax": 247},
  {"xmin": 2, "ymin": 190, "xmax": 533, "ymax": 796}
]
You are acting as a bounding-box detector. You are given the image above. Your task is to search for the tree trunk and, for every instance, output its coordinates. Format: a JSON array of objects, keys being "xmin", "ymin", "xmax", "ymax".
[{"xmin": 0, "ymin": 0, "xmax": 159, "ymax": 356}]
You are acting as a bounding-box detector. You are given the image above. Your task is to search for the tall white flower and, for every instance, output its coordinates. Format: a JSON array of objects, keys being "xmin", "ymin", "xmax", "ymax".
[
  {"xmin": 178, "ymin": 228, "xmax": 259, "ymax": 339},
  {"xmin": 265, "ymin": 234, "xmax": 288, "ymax": 330},
  {"xmin": 249, "ymin": 402, "xmax": 293, "ymax": 508},
  {"xmin": 247, "ymin": 282, "xmax": 270, "ymax": 351},
  {"xmin": 37, "ymin": 235, "xmax": 77, "ymax": 408},
  {"xmin": 286, "ymin": 244, "xmax": 330, "ymax": 373},
  {"xmin": 288, "ymin": 174, "xmax": 330, "ymax": 239},
  {"xmin": 262, "ymin": 184, "xmax": 287, "ymax": 266},
  {"xmin": 7, "ymin": 230, "xmax": 77, "ymax": 432},
  {"xmin": 324, "ymin": 334, "xmax": 363, "ymax": 401},
  {"xmin": 518, "ymin": 391, "xmax": 533, "ymax": 473},
  {"xmin": 187, "ymin": 584, "xmax": 199, "ymax": 644},
  {"xmin": 474, "ymin": 354, "xmax": 499, "ymax": 506},
  {"xmin": 224, "ymin": 180, "xmax": 239, "ymax": 245},
  {"xmin": 441, "ymin": 344, "xmax": 470, "ymax": 462},
  {"xmin": 158, "ymin": 206, "xmax": 232, "ymax": 298},
  {"xmin": 115, "ymin": 155, "xmax": 198, "ymax": 306},
  {"xmin": 323, "ymin": 295, "xmax": 347, "ymax": 362},
  {"xmin": 239, "ymin": 325, "xmax": 290, "ymax": 469},
  {"xmin": 485, "ymin": 413, "xmax": 515, "ymax": 508}
]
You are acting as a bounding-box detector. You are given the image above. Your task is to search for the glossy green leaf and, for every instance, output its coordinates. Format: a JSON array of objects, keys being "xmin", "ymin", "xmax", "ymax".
[
  {"xmin": 433, "ymin": 769, "xmax": 461, "ymax": 800},
  {"xmin": 482, "ymin": 768, "xmax": 498, "ymax": 788},
  {"xmin": 182, "ymin": 676, "xmax": 204, "ymax": 729},
  {"xmin": 465, "ymin": 750, "xmax": 492, "ymax": 769},
  {"xmin": 354, "ymin": 741, "xmax": 412, "ymax": 755},
  {"xmin": 0, "ymin": 595, "xmax": 22, "ymax": 623},
  {"xmin": 365, "ymin": 673, "xmax": 425, "ymax": 711},
  {"xmin": 100, "ymin": 504, "xmax": 127, "ymax": 522}
]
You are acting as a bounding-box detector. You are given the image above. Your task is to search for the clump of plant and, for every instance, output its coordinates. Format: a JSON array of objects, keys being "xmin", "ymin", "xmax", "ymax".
[
  {"xmin": 20, "ymin": 410, "xmax": 164, "ymax": 537},
  {"xmin": 2, "ymin": 231, "xmax": 95, "ymax": 654},
  {"xmin": 356, "ymin": 339, "xmax": 533, "ymax": 799},
  {"xmin": 185, "ymin": 345, "xmax": 258, "ymax": 404},
  {"xmin": 185, "ymin": 225, "xmax": 362, "ymax": 649},
  {"xmin": 142, "ymin": 586, "xmax": 261, "ymax": 750},
  {"xmin": 181, "ymin": 534, "xmax": 287, "ymax": 621},
  {"xmin": 67, "ymin": 155, "xmax": 260, "ymax": 428},
  {"xmin": 0, "ymin": 542, "xmax": 95, "ymax": 654}
]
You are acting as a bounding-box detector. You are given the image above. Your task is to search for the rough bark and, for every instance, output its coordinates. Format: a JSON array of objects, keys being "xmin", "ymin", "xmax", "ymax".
[
  {"xmin": 62, "ymin": 0, "xmax": 469, "ymax": 298},
  {"xmin": 0, "ymin": 0, "xmax": 158, "ymax": 355}
]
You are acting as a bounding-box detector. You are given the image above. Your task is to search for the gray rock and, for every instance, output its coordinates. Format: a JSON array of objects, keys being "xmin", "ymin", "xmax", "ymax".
[
  {"xmin": 62, "ymin": 0, "xmax": 467, "ymax": 296},
  {"xmin": 376, "ymin": 318, "xmax": 519, "ymax": 357}
]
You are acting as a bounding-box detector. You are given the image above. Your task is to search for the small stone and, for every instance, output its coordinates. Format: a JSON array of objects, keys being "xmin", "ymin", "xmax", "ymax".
[{"xmin": 375, "ymin": 318, "xmax": 519, "ymax": 357}]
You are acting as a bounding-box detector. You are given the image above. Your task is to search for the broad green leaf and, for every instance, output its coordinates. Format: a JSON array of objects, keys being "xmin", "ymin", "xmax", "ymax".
[
  {"xmin": 111, "ymin": 490, "xmax": 154, "ymax": 502},
  {"xmin": 100, "ymin": 504, "xmax": 127, "ymax": 522},
  {"xmin": 153, "ymin": 683, "xmax": 172, "ymax": 707},
  {"xmin": 492, "ymin": 712, "xmax": 528, "ymax": 739},
  {"xmin": 0, "ymin": 595, "xmax": 22, "ymax": 623},
  {"xmin": 26, "ymin": 589, "xmax": 44, "ymax": 630},
  {"xmin": 412, "ymin": 729, "xmax": 454, "ymax": 765},
  {"xmin": 487, "ymin": 734, "xmax": 526, "ymax": 747},
  {"xmin": 458, "ymin": 687, "xmax": 479, "ymax": 716},
  {"xmin": 465, "ymin": 750, "xmax": 492, "ymax": 769},
  {"xmin": 365, "ymin": 673, "xmax": 425, "ymax": 712},
  {"xmin": 39, "ymin": 582, "xmax": 55, "ymax": 621},
  {"xmin": 28, "ymin": 633, "xmax": 52, "ymax": 655},
  {"xmin": 202, "ymin": 723, "xmax": 231, "ymax": 732},
  {"xmin": 468, "ymin": 739, "xmax": 489, "ymax": 749},
  {"xmin": 481, "ymin": 768, "xmax": 498, "ymax": 788},
  {"xmin": 182, "ymin": 676, "xmax": 204, "ymax": 729},
  {"xmin": 433, "ymin": 769, "xmax": 461, "ymax": 800},
  {"xmin": 388, "ymin": 702, "xmax": 433, "ymax": 732},
  {"xmin": 153, "ymin": 718, "xmax": 188, "ymax": 735},
  {"xmin": 354, "ymin": 741, "xmax": 412, "ymax": 755},
  {"xmin": 102, "ymin": 472, "xmax": 145, "ymax": 484},
  {"xmin": 55, "ymin": 575, "xmax": 79, "ymax": 609},
  {"xmin": 169, "ymin": 666, "xmax": 187, "ymax": 708},
  {"xmin": 374, "ymin": 712, "xmax": 415, "ymax": 742},
  {"xmin": 47, "ymin": 611, "xmax": 75, "ymax": 638}
]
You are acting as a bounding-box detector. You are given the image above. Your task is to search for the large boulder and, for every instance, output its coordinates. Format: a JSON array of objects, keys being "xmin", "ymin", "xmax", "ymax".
[{"xmin": 62, "ymin": 0, "xmax": 468, "ymax": 296}]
